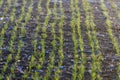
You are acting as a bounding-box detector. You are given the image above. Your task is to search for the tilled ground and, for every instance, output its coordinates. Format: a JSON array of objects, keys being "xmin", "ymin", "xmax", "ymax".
[{"xmin": 0, "ymin": 0, "xmax": 120, "ymax": 80}]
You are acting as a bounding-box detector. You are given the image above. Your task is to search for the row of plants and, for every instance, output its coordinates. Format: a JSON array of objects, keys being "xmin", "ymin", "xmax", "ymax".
[
  {"xmin": 43, "ymin": 0, "xmax": 57, "ymax": 79},
  {"xmin": 19, "ymin": 0, "xmax": 33, "ymax": 79},
  {"xmin": 82, "ymin": 0, "xmax": 102, "ymax": 80},
  {"xmin": 29, "ymin": 0, "xmax": 52, "ymax": 79},
  {"xmin": 74, "ymin": 0, "xmax": 86, "ymax": 79},
  {"xmin": 53, "ymin": 0, "xmax": 65, "ymax": 80},
  {"xmin": 0, "ymin": 0, "xmax": 17, "ymax": 79},
  {"xmin": 31, "ymin": 0, "xmax": 42, "ymax": 79},
  {"xmin": 70, "ymin": 0, "xmax": 80, "ymax": 79},
  {"xmin": 100, "ymin": 0, "xmax": 120, "ymax": 79},
  {"xmin": 15, "ymin": 0, "xmax": 27, "ymax": 62},
  {"xmin": 0, "ymin": 0, "xmax": 12, "ymax": 55},
  {"xmin": 40, "ymin": 0, "xmax": 52, "ymax": 79}
]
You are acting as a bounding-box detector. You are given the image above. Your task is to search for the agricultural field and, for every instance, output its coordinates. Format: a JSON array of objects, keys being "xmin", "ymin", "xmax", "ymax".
[{"xmin": 0, "ymin": 0, "xmax": 120, "ymax": 80}]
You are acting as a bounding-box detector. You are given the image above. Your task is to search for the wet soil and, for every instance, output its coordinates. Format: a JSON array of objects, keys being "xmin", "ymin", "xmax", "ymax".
[{"xmin": 0, "ymin": 0, "xmax": 120, "ymax": 80}]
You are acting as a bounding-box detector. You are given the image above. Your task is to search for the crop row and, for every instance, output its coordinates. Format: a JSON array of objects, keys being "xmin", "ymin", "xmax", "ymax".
[{"xmin": 100, "ymin": 0, "xmax": 120, "ymax": 79}]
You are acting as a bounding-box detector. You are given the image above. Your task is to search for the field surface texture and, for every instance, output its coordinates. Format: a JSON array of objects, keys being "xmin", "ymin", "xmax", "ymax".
[{"xmin": 0, "ymin": 0, "xmax": 120, "ymax": 80}]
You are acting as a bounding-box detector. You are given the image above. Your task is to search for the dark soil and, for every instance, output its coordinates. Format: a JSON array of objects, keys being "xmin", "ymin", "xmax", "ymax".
[{"xmin": 0, "ymin": 0, "xmax": 120, "ymax": 80}]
